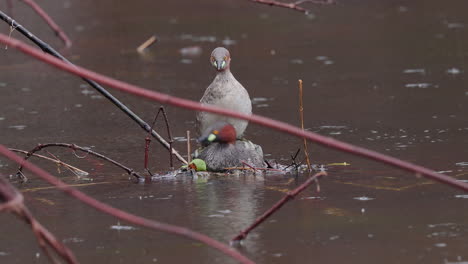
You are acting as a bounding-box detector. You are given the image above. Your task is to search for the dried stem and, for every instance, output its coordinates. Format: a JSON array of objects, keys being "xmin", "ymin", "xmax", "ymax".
[
  {"xmin": 20, "ymin": 0, "xmax": 72, "ymax": 47},
  {"xmin": 146, "ymin": 107, "xmax": 174, "ymax": 171},
  {"xmin": 1, "ymin": 34, "xmax": 468, "ymax": 193},
  {"xmin": 9, "ymin": 148, "xmax": 88, "ymax": 176},
  {"xmin": 0, "ymin": 145, "xmax": 255, "ymax": 264},
  {"xmin": 187, "ymin": 130, "xmax": 191, "ymax": 164},
  {"xmin": 137, "ymin": 35, "xmax": 157, "ymax": 53},
  {"xmin": 0, "ymin": 177, "xmax": 79, "ymax": 264},
  {"xmin": 298, "ymin": 79, "xmax": 312, "ymax": 172},
  {"xmin": 16, "ymin": 143, "xmax": 143, "ymax": 179},
  {"xmin": 232, "ymin": 171, "xmax": 327, "ymax": 242},
  {"xmin": 0, "ymin": 11, "xmax": 187, "ymax": 165}
]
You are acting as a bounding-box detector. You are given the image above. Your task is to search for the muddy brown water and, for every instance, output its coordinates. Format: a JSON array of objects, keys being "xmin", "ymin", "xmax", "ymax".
[{"xmin": 1, "ymin": 0, "xmax": 468, "ymax": 263}]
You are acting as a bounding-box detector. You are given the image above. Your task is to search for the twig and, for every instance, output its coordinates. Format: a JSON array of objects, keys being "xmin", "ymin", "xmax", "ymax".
[
  {"xmin": 1, "ymin": 34, "xmax": 468, "ymax": 193},
  {"xmin": 283, "ymin": 148, "xmax": 301, "ymax": 171},
  {"xmin": 136, "ymin": 35, "xmax": 157, "ymax": 53},
  {"xmin": 187, "ymin": 130, "xmax": 191, "ymax": 164},
  {"xmin": 16, "ymin": 143, "xmax": 143, "ymax": 179},
  {"xmin": 9, "ymin": 148, "xmax": 88, "ymax": 176},
  {"xmin": 20, "ymin": 0, "xmax": 72, "ymax": 47},
  {"xmin": 0, "ymin": 11, "xmax": 187, "ymax": 165},
  {"xmin": 0, "ymin": 145, "xmax": 255, "ymax": 264},
  {"xmin": 0, "ymin": 176, "xmax": 78, "ymax": 264},
  {"xmin": 231, "ymin": 171, "xmax": 327, "ymax": 242},
  {"xmin": 248, "ymin": 0, "xmax": 334, "ymax": 14},
  {"xmin": 145, "ymin": 107, "xmax": 174, "ymax": 172},
  {"xmin": 298, "ymin": 79, "xmax": 312, "ymax": 172}
]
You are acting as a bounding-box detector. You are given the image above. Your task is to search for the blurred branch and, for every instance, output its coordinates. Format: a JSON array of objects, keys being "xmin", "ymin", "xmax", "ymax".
[
  {"xmin": 0, "ymin": 10, "xmax": 188, "ymax": 165},
  {"xmin": 232, "ymin": 171, "xmax": 327, "ymax": 242},
  {"xmin": 1, "ymin": 146, "xmax": 255, "ymax": 264},
  {"xmin": 19, "ymin": 0, "xmax": 72, "ymax": 47},
  {"xmin": 1, "ymin": 33, "xmax": 468, "ymax": 193},
  {"xmin": 0, "ymin": 176, "xmax": 78, "ymax": 264}
]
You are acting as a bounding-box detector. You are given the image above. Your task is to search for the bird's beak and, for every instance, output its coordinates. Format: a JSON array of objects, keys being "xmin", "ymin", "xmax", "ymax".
[
  {"xmin": 198, "ymin": 133, "xmax": 217, "ymax": 147},
  {"xmin": 216, "ymin": 60, "xmax": 224, "ymax": 71}
]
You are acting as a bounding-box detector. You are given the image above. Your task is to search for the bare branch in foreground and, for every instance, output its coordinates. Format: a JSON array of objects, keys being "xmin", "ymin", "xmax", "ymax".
[
  {"xmin": 231, "ymin": 171, "xmax": 327, "ymax": 242},
  {"xmin": 20, "ymin": 0, "xmax": 72, "ymax": 47},
  {"xmin": 0, "ymin": 145, "xmax": 255, "ymax": 264},
  {"xmin": 0, "ymin": 177, "xmax": 78, "ymax": 264},
  {"xmin": 0, "ymin": 10, "xmax": 188, "ymax": 165},
  {"xmin": 1, "ymin": 33, "xmax": 467, "ymax": 192}
]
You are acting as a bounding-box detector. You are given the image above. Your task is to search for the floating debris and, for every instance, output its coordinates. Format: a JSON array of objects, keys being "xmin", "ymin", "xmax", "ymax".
[
  {"xmin": 207, "ymin": 214, "xmax": 225, "ymax": 218},
  {"xmin": 428, "ymin": 223, "xmax": 456, "ymax": 228},
  {"xmin": 434, "ymin": 243, "xmax": 447, "ymax": 248},
  {"xmin": 353, "ymin": 196, "xmax": 375, "ymax": 201},
  {"xmin": 222, "ymin": 37, "xmax": 237, "ymax": 46},
  {"xmin": 290, "ymin": 59, "xmax": 304, "ymax": 64},
  {"xmin": 110, "ymin": 225, "xmax": 137, "ymax": 231},
  {"xmin": 62, "ymin": 237, "xmax": 84, "ymax": 243},
  {"xmin": 315, "ymin": 56, "xmax": 328, "ymax": 61},
  {"xmin": 405, "ymin": 83, "xmax": 432, "ymax": 88},
  {"xmin": 179, "ymin": 46, "xmax": 202, "ymax": 57},
  {"xmin": 9, "ymin": 125, "xmax": 26, "ymax": 130},
  {"xmin": 301, "ymin": 196, "xmax": 325, "ymax": 200},
  {"xmin": 403, "ymin": 68, "xmax": 425, "ymax": 74},
  {"xmin": 180, "ymin": 59, "xmax": 192, "ymax": 64},
  {"xmin": 446, "ymin": 22, "xmax": 464, "ymax": 29},
  {"xmin": 180, "ymin": 34, "xmax": 216, "ymax": 42},
  {"xmin": 447, "ymin": 68, "xmax": 461, "ymax": 75}
]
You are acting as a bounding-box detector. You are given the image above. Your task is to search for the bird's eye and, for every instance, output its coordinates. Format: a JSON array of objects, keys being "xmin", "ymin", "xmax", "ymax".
[
  {"xmin": 223, "ymin": 56, "xmax": 227, "ymax": 60},
  {"xmin": 213, "ymin": 130, "xmax": 219, "ymax": 135}
]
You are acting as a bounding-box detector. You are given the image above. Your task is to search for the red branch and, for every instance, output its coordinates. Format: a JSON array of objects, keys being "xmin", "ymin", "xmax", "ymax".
[
  {"xmin": 20, "ymin": 0, "xmax": 72, "ymax": 47},
  {"xmin": 0, "ymin": 145, "xmax": 255, "ymax": 264},
  {"xmin": 249, "ymin": 0, "xmax": 334, "ymax": 13},
  {"xmin": 0, "ymin": 177, "xmax": 78, "ymax": 264},
  {"xmin": 232, "ymin": 171, "xmax": 326, "ymax": 241},
  {"xmin": 1, "ymin": 34, "xmax": 467, "ymax": 193}
]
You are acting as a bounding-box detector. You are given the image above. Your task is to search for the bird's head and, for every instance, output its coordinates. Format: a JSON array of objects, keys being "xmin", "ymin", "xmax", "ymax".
[
  {"xmin": 198, "ymin": 121, "xmax": 236, "ymax": 147},
  {"xmin": 210, "ymin": 47, "xmax": 231, "ymax": 72}
]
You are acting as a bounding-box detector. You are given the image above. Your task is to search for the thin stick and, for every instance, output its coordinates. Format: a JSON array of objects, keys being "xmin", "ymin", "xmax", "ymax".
[
  {"xmin": 0, "ymin": 11, "xmax": 187, "ymax": 165},
  {"xmin": 232, "ymin": 171, "xmax": 326, "ymax": 242},
  {"xmin": 2, "ymin": 34, "xmax": 468, "ymax": 193},
  {"xmin": 146, "ymin": 107, "xmax": 174, "ymax": 171},
  {"xmin": 20, "ymin": 0, "xmax": 72, "ymax": 47},
  {"xmin": 9, "ymin": 148, "xmax": 88, "ymax": 176},
  {"xmin": 298, "ymin": 79, "xmax": 312, "ymax": 172},
  {"xmin": 0, "ymin": 145, "xmax": 255, "ymax": 264},
  {"xmin": 16, "ymin": 143, "xmax": 143, "ymax": 179},
  {"xmin": 137, "ymin": 35, "xmax": 157, "ymax": 53},
  {"xmin": 187, "ymin": 130, "xmax": 191, "ymax": 163}
]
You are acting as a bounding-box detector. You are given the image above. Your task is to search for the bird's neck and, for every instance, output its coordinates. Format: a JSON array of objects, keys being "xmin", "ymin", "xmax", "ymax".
[{"xmin": 215, "ymin": 69, "xmax": 233, "ymax": 80}]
